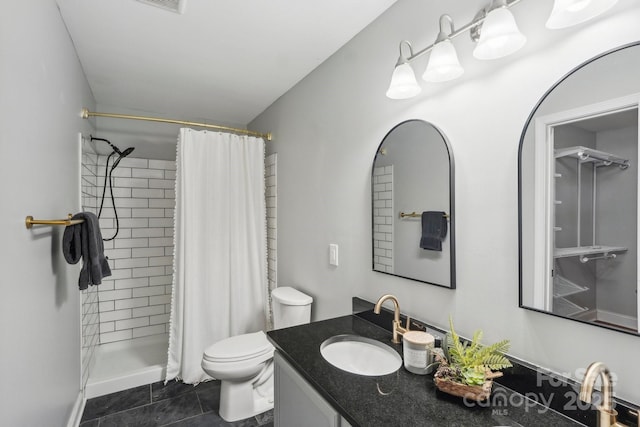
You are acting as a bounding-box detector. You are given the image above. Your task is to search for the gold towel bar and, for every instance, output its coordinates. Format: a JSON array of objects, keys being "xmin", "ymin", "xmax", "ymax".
[
  {"xmin": 399, "ymin": 211, "xmax": 449, "ymax": 219},
  {"xmin": 25, "ymin": 214, "xmax": 84, "ymax": 229}
]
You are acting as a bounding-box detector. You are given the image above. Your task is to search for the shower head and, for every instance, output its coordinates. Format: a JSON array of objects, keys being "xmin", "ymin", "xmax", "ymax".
[
  {"xmin": 112, "ymin": 147, "xmax": 135, "ymax": 169},
  {"xmin": 90, "ymin": 136, "xmax": 134, "ymax": 169},
  {"xmin": 121, "ymin": 147, "xmax": 135, "ymax": 157}
]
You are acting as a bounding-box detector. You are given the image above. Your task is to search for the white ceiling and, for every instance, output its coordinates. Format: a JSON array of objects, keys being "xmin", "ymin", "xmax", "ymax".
[{"xmin": 57, "ymin": 0, "xmax": 396, "ymax": 158}]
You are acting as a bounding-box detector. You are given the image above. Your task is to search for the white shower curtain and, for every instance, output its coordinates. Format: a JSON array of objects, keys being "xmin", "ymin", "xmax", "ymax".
[{"xmin": 166, "ymin": 128, "xmax": 267, "ymax": 384}]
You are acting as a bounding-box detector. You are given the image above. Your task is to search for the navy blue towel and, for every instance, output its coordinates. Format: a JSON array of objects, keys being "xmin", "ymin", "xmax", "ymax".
[
  {"xmin": 419, "ymin": 211, "xmax": 448, "ymax": 251},
  {"xmin": 62, "ymin": 212, "xmax": 112, "ymax": 290}
]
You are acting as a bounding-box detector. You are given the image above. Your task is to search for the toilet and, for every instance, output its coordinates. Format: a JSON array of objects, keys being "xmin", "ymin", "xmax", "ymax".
[{"xmin": 201, "ymin": 286, "xmax": 313, "ymax": 422}]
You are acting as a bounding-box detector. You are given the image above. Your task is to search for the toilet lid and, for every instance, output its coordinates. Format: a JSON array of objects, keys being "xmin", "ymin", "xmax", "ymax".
[
  {"xmin": 203, "ymin": 331, "xmax": 273, "ymax": 362},
  {"xmin": 271, "ymin": 286, "xmax": 313, "ymax": 305}
]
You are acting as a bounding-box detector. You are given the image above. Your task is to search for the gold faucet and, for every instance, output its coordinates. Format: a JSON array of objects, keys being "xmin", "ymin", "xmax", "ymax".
[
  {"xmin": 579, "ymin": 362, "xmax": 634, "ymax": 427},
  {"xmin": 373, "ymin": 294, "xmax": 409, "ymax": 344}
]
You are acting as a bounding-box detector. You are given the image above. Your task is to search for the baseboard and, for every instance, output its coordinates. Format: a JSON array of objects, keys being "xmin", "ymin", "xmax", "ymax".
[{"xmin": 66, "ymin": 391, "xmax": 86, "ymax": 427}]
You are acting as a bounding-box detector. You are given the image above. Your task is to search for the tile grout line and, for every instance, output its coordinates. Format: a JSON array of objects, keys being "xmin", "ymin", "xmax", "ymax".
[
  {"xmin": 91, "ymin": 397, "xmax": 169, "ymax": 423},
  {"xmin": 195, "ymin": 387, "xmax": 205, "ymax": 414},
  {"xmin": 85, "ymin": 382, "xmax": 228, "ymax": 426},
  {"xmin": 84, "ymin": 385, "xmax": 156, "ymax": 423}
]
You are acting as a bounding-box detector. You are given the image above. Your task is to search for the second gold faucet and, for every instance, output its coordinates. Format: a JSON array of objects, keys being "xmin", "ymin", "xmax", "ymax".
[{"xmin": 579, "ymin": 362, "xmax": 637, "ymax": 427}]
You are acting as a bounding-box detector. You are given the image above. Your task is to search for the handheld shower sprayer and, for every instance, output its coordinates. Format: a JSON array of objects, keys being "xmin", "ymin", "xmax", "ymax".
[
  {"xmin": 112, "ymin": 146, "xmax": 135, "ymax": 168},
  {"xmin": 89, "ymin": 136, "xmax": 136, "ymax": 241}
]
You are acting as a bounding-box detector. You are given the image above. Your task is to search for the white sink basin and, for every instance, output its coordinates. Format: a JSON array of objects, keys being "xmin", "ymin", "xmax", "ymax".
[{"xmin": 320, "ymin": 334, "xmax": 402, "ymax": 376}]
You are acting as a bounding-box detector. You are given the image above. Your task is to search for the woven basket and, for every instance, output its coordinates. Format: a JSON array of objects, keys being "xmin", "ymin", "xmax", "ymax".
[{"xmin": 434, "ymin": 376, "xmax": 493, "ymax": 401}]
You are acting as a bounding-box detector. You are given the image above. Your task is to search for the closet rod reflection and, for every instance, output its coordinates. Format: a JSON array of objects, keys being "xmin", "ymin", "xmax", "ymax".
[
  {"xmin": 25, "ymin": 214, "xmax": 83, "ymax": 229},
  {"xmin": 81, "ymin": 108, "xmax": 272, "ymax": 141}
]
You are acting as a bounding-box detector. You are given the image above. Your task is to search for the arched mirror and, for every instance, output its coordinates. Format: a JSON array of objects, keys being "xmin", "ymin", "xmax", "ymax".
[
  {"xmin": 372, "ymin": 119, "xmax": 455, "ymax": 288},
  {"xmin": 519, "ymin": 42, "xmax": 640, "ymax": 335}
]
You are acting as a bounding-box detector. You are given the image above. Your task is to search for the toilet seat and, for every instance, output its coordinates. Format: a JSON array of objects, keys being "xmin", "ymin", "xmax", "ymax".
[{"xmin": 203, "ymin": 331, "xmax": 273, "ymax": 363}]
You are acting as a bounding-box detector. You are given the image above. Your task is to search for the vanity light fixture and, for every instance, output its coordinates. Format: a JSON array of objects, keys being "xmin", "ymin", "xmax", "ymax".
[
  {"xmin": 546, "ymin": 0, "xmax": 618, "ymax": 29},
  {"xmin": 385, "ymin": 0, "xmax": 526, "ymax": 100},
  {"xmin": 386, "ymin": 0, "xmax": 619, "ymax": 99},
  {"xmin": 386, "ymin": 41, "xmax": 422, "ymax": 99},
  {"xmin": 422, "ymin": 15, "xmax": 464, "ymax": 83}
]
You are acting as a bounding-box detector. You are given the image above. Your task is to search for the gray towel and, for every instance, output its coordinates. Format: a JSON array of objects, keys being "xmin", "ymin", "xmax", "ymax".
[
  {"xmin": 62, "ymin": 212, "xmax": 111, "ymax": 290},
  {"xmin": 419, "ymin": 211, "xmax": 448, "ymax": 251}
]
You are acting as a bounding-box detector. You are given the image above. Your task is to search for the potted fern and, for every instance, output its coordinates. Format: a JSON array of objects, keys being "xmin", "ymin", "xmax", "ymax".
[{"xmin": 432, "ymin": 318, "xmax": 512, "ymax": 401}]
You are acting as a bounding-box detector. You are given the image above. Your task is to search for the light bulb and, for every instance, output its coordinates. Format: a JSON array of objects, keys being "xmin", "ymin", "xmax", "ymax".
[
  {"xmin": 546, "ymin": 0, "xmax": 618, "ymax": 29},
  {"xmin": 566, "ymin": 0, "xmax": 592, "ymax": 12},
  {"xmin": 423, "ymin": 40, "xmax": 464, "ymax": 83},
  {"xmin": 386, "ymin": 62, "xmax": 421, "ymax": 99},
  {"xmin": 473, "ymin": 7, "xmax": 527, "ymax": 60}
]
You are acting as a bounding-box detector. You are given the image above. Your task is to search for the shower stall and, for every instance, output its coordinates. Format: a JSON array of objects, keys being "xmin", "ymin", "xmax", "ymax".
[
  {"xmin": 80, "ymin": 136, "xmax": 278, "ymax": 398},
  {"xmin": 80, "ymin": 140, "xmax": 176, "ymax": 398}
]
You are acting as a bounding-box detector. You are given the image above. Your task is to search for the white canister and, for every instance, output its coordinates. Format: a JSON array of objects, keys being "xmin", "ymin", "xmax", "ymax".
[{"xmin": 402, "ymin": 331, "xmax": 435, "ymax": 375}]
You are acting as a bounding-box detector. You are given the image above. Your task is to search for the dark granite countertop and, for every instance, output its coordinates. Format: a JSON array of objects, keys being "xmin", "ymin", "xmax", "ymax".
[{"xmin": 267, "ymin": 314, "xmax": 582, "ymax": 427}]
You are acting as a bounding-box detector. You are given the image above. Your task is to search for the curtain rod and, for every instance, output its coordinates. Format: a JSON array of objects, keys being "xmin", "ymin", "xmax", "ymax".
[{"xmin": 81, "ymin": 108, "xmax": 272, "ymax": 141}]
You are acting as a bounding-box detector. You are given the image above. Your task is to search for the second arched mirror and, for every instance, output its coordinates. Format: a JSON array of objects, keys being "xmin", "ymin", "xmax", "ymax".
[
  {"xmin": 519, "ymin": 42, "xmax": 640, "ymax": 335},
  {"xmin": 372, "ymin": 120, "xmax": 455, "ymax": 288}
]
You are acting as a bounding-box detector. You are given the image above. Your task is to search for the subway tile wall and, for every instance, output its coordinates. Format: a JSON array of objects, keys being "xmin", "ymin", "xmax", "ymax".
[
  {"xmin": 372, "ymin": 165, "xmax": 394, "ymax": 273},
  {"xmin": 266, "ymin": 153, "xmax": 277, "ymax": 328},
  {"xmin": 95, "ymin": 156, "xmax": 176, "ymax": 344},
  {"xmin": 81, "ymin": 150, "xmax": 100, "ymax": 389}
]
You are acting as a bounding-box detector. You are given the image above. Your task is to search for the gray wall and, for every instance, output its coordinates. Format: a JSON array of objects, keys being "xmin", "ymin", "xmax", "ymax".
[
  {"xmin": 250, "ymin": 0, "xmax": 640, "ymax": 404},
  {"xmin": 596, "ymin": 125, "xmax": 638, "ymax": 318},
  {"xmin": 0, "ymin": 1, "xmax": 95, "ymax": 426}
]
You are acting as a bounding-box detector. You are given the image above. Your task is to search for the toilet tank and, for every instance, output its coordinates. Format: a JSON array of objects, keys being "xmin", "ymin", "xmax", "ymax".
[{"xmin": 271, "ymin": 287, "xmax": 313, "ymax": 329}]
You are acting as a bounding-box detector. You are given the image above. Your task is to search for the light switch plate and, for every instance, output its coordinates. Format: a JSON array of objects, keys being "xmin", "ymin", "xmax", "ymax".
[{"xmin": 329, "ymin": 244, "xmax": 339, "ymax": 266}]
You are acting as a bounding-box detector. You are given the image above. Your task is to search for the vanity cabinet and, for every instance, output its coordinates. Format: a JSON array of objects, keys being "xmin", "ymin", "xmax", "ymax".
[{"xmin": 274, "ymin": 351, "xmax": 352, "ymax": 427}]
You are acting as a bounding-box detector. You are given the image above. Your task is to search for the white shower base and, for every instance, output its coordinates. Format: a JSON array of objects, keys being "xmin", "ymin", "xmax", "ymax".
[{"xmin": 85, "ymin": 333, "xmax": 168, "ymax": 399}]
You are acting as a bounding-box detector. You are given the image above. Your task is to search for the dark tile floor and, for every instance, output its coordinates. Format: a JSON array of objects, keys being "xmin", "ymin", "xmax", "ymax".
[{"xmin": 80, "ymin": 380, "xmax": 274, "ymax": 427}]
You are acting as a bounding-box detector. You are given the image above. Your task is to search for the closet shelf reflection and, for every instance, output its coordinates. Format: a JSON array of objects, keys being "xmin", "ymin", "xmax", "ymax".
[
  {"xmin": 553, "ymin": 275, "xmax": 588, "ymax": 298},
  {"xmin": 553, "ymin": 297, "xmax": 589, "ymax": 317},
  {"xmin": 554, "ymin": 146, "xmax": 630, "ymax": 169},
  {"xmin": 554, "ymin": 245, "xmax": 628, "ymax": 259}
]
